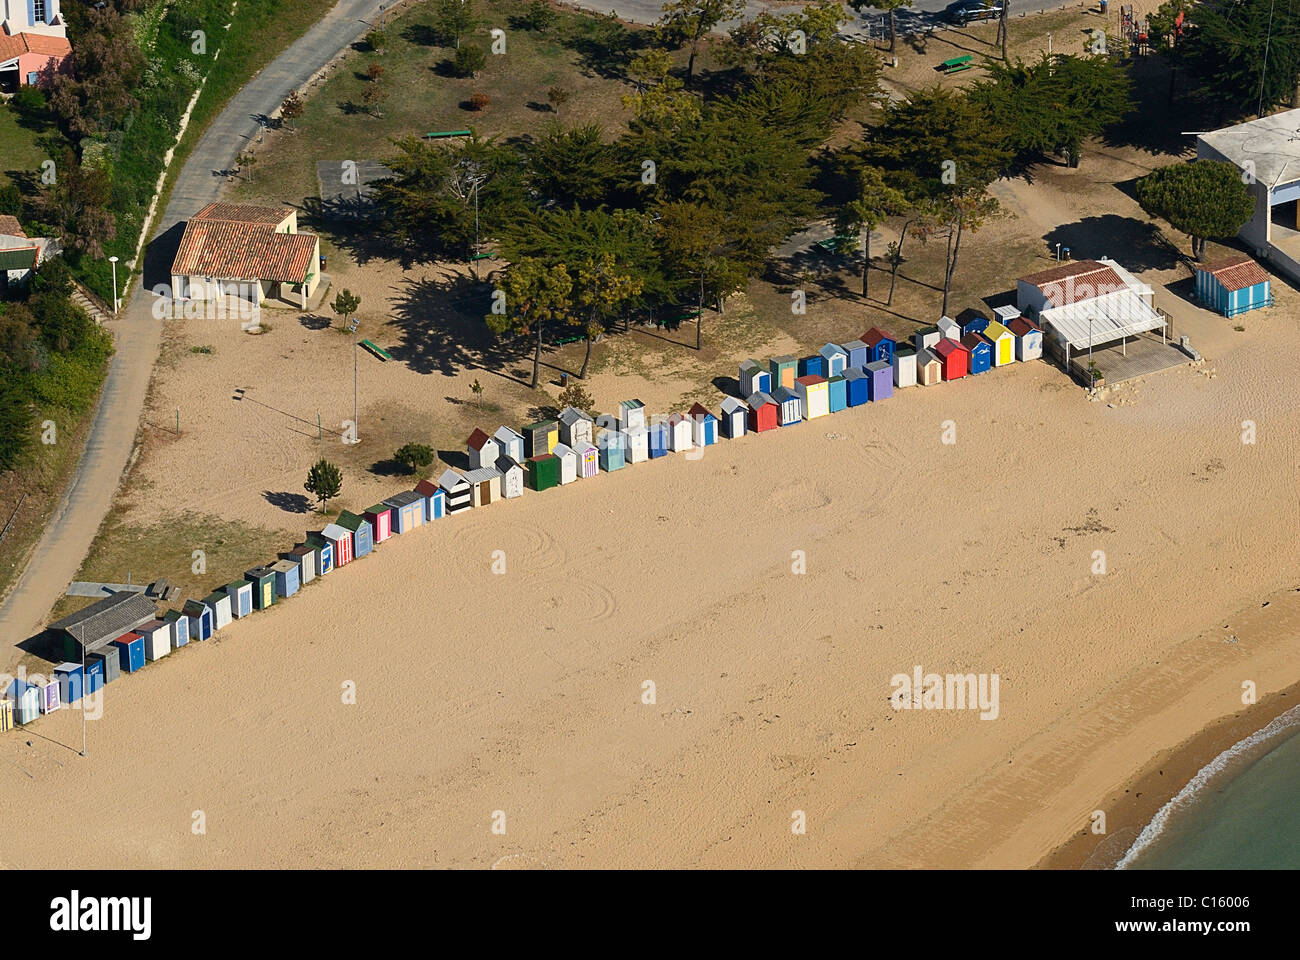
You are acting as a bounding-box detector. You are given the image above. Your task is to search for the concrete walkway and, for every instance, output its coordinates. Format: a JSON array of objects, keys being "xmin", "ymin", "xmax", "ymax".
[{"xmin": 0, "ymin": 0, "xmax": 393, "ymax": 653}]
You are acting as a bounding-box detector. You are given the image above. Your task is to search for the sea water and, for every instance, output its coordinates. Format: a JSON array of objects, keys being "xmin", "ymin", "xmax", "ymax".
[{"xmin": 1119, "ymin": 706, "xmax": 1300, "ymax": 870}]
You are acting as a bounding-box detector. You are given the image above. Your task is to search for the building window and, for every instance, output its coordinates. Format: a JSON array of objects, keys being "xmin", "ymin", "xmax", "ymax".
[{"xmin": 33, "ymin": 0, "xmax": 47, "ymax": 24}]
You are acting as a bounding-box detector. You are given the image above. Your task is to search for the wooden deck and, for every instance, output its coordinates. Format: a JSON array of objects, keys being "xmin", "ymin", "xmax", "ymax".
[{"xmin": 1069, "ymin": 334, "xmax": 1189, "ymax": 386}]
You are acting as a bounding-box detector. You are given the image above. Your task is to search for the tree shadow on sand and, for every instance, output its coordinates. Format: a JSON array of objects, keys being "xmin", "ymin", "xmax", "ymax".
[
  {"xmin": 263, "ymin": 491, "xmax": 312, "ymax": 513},
  {"xmin": 1043, "ymin": 214, "xmax": 1184, "ymax": 273}
]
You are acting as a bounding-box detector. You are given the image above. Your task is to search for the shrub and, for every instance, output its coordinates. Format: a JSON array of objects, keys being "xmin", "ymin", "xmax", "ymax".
[
  {"xmin": 468, "ymin": 92, "xmax": 491, "ymax": 111},
  {"xmin": 522, "ymin": 0, "xmax": 557, "ymax": 31},
  {"xmin": 394, "ymin": 442, "xmax": 435, "ymax": 474},
  {"xmin": 11, "ymin": 84, "xmax": 47, "ymax": 118},
  {"xmin": 0, "ymin": 183, "xmax": 21, "ymax": 217},
  {"xmin": 452, "ymin": 44, "xmax": 486, "ymax": 78}
]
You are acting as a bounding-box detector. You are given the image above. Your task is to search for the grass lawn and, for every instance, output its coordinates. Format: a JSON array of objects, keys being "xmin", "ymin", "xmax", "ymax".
[{"xmin": 0, "ymin": 102, "xmax": 56, "ymax": 193}]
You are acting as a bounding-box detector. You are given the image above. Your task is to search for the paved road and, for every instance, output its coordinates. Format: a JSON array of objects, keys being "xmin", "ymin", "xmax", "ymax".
[{"xmin": 0, "ymin": 0, "xmax": 393, "ymax": 652}]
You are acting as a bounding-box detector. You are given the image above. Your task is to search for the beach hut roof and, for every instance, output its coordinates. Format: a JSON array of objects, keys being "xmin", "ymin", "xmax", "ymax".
[
  {"xmin": 843, "ymin": 366, "xmax": 867, "ymax": 381},
  {"xmin": 819, "ymin": 342, "xmax": 847, "ymax": 358},
  {"xmin": 934, "ymin": 339, "xmax": 967, "ymax": 358},
  {"xmin": 495, "ymin": 455, "xmax": 523, "ymax": 474},
  {"xmin": 620, "ymin": 399, "xmax": 645, "ymax": 411},
  {"xmin": 493, "ymin": 424, "xmax": 522, "ymax": 442},
  {"xmin": 437, "ymin": 469, "xmax": 470, "ymax": 491},
  {"xmin": 271, "ymin": 559, "xmax": 298, "ymax": 574},
  {"xmin": 384, "ymin": 490, "xmax": 423, "ymax": 508},
  {"xmin": 558, "ymin": 405, "xmax": 593, "ymax": 426},
  {"xmin": 983, "ymin": 320, "xmax": 1013, "ymax": 340},
  {"xmin": 47, "ymin": 591, "xmax": 156, "ymax": 648},
  {"xmin": 795, "ymin": 374, "xmax": 826, "ymax": 387},
  {"xmin": 1007, "ymin": 317, "xmax": 1040, "ymax": 337},
  {"xmin": 364, "ymin": 503, "xmax": 391, "ymax": 516},
  {"xmin": 918, "ymin": 347, "xmax": 941, "ymax": 365},
  {"xmin": 746, "ymin": 390, "xmax": 776, "ymax": 408},
  {"xmin": 864, "ymin": 359, "xmax": 890, "ymax": 372},
  {"xmin": 894, "ymin": 343, "xmax": 916, "ymax": 357},
  {"xmin": 862, "ymin": 326, "xmax": 895, "ymax": 346},
  {"xmin": 917, "ymin": 325, "xmax": 939, "ymax": 336},
  {"xmin": 574, "ymin": 440, "xmax": 598, "ymax": 454},
  {"xmin": 961, "ymin": 332, "xmax": 991, "ymax": 352},
  {"xmin": 1201, "ymin": 253, "xmax": 1270, "ymax": 291},
  {"xmin": 993, "ymin": 304, "xmax": 1021, "ymax": 324},
  {"xmin": 467, "ymin": 427, "xmax": 493, "ymax": 451},
  {"xmin": 840, "ymin": 338, "xmax": 869, "ymax": 352},
  {"xmin": 720, "ymin": 396, "xmax": 748, "ymax": 414},
  {"xmin": 321, "ymin": 522, "xmax": 350, "ymax": 540},
  {"xmin": 739, "ymin": 359, "xmax": 761, "ymax": 372},
  {"xmin": 414, "ymin": 478, "xmax": 440, "ymax": 499},
  {"xmin": 552, "ymin": 442, "xmax": 576, "ymax": 457},
  {"xmin": 772, "ymin": 386, "xmax": 799, "ymax": 402},
  {"xmin": 182, "ymin": 598, "xmax": 209, "ymax": 616},
  {"xmin": 771, "ymin": 354, "xmax": 795, "ymax": 365},
  {"xmin": 337, "ymin": 510, "xmax": 368, "ymax": 532},
  {"xmin": 464, "ymin": 466, "xmax": 503, "ymax": 483},
  {"xmin": 202, "ymin": 591, "xmax": 227, "ymax": 606},
  {"xmin": 687, "ymin": 402, "xmax": 716, "ymax": 421}
]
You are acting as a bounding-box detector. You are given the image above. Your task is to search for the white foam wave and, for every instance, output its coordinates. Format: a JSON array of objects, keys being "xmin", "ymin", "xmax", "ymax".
[{"xmin": 1116, "ymin": 703, "xmax": 1300, "ymax": 869}]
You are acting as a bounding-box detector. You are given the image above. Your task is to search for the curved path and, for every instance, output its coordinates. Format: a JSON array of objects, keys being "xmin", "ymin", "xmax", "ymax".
[{"xmin": 0, "ymin": 0, "xmax": 393, "ymax": 650}]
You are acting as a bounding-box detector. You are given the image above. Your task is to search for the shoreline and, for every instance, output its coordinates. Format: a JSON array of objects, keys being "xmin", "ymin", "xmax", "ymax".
[{"xmin": 1039, "ymin": 613, "xmax": 1300, "ymax": 870}]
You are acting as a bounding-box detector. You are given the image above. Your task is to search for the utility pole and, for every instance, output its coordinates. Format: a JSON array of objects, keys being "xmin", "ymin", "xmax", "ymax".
[{"xmin": 349, "ymin": 317, "xmax": 360, "ymax": 442}]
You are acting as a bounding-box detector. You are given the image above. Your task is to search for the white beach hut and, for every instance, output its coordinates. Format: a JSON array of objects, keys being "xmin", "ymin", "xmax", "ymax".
[
  {"xmin": 493, "ymin": 425, "xmax": 525, "ymax": 463},
  {"xmin": 937, "ymin": 315, "xmax": 961, "ymax": 342},
  {"xmin": 623, "ymin": 425, "xmax": 649, "ymax": 464},
  {"xmin": 495, "ymin": 456, "xmax": 525, "ymax": 498},
  {"xmin": 667, "ymin": 414, "xmax": 694, "ymax": 452},
  {"xmin": 558, "ymin": 406, "xmax": 594, "ymax": 447},
  {"xmin": 552, "ymin": 442, "xmax": 579, "ymax": 484}
]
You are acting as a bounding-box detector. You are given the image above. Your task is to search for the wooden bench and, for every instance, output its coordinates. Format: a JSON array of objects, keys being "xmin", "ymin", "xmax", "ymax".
[
  {"xmin": 816, "ymin": 234, "xmax": 858, "ymax": 253},
  {"xmin": 360, "ymin": 339, "xmax": 392, "ymax": 361},
  {"xmin": 939, "ymin": 55, "xmax": 973, "ymax": 73}
]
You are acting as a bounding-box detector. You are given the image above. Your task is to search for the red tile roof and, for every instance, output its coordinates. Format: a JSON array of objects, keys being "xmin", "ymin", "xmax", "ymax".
[
  {"xmin": 467, "ymin": 427, "xmax": 491, "ymax": 450},
  {"xmin": 0, "ymin": 32, "xmax": 71, "ymax": 62},
  {"xmin": 795, "ymin": 374, "xmax": 826, "ymax": 386},
  {"xmin": 1202, "ymin": 254, "xmax": 1269, "ymax": 292},
  {"xmin": 1007, "ymin": 317, "xmax": 1039, "ymax": 337},
  {"xmin": 192, "ymin": 202, "xmax": 293, "ymax": 226},
  {"xmin": 170, "ymin": 216, "xmax": 317, "ymax": 284},
  {"xmin": 0, "ymin": 215, "xmax": 26, "ymax": 238},
  {"xmin": 934, "ymin": 338, "xmax": 967, "ymax": 358},
  {"xmin": 862, "ymin": 326, "xmax": 895, "ymax": 346},
  {"xmin": 1019, "ymin": 260, "xmax": 1127, "ymax": 306}
]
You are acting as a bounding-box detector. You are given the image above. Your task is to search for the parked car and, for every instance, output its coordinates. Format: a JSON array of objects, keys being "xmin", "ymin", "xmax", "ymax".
[{"xmin": 946, "ymin": 0, "xmax": 1003, "ymax": 24}]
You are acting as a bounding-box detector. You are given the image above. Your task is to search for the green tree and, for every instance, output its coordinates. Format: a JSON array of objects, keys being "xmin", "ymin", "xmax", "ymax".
[
  {"xmin": 574, "ymin": 253, "xmax": 643, "ymax": 376},
  {"xmin": 522, "ymin": 0, "xmax": 558, "ymax": 31},
  {"xmin": 1176, "ymin": 0, "xmax": 1300, "ymax": 117},
  {"xmin": 1134, "ymin": 160, "xmax": 1255, "ymax": 259},
  {"xmin": 556, "ymin": 380, "xmax": 595, "ymax": 413},
  {"xmin": 453, "ymin": 44, "xmax": 487, "ymax": 78},
  {"xmin": 38, "ymin": 150, "xmax": 116, "ymax": 258},
  {"xmin": 657, "ymin": 0, "xmax": 747, "ymax": 85},
  {"xmin": 304, "ymin": 458, "xmax": 343, "ymax": 512},
  {"xmin": 622, "ymin": 47, "xmax": 702, "ymax": 131},
  {"xmin": 911, "ymin": 189, "xmax": 1002, "ymax": 317},
  {"xmin": 525, "ymin": 124, "xmax": 619, "ymax": 208},
  {"xmin": 280, "ymin": 91, "xmax": 305, "ymax": 130},
  {"xmin": 656, "ymin": 200, "xmax": 748, "ymax": 342},
  {"xmin": 488, "ymin": 257, "xmax": 574, "ymax": 388},
  {"xmin": 435, "ymin": 0, "xmax": 476, "ymax": 48},
  {"xmin": 394, "ymin": 442, "xmax": 435, "ymax": 473},
  {"xmin": 835, "ymin": 164, "xmax": 907, "ymax": 297},
  {"xmin": 331, "ymin": 289, "xmax": 361, "ymax": 328}
]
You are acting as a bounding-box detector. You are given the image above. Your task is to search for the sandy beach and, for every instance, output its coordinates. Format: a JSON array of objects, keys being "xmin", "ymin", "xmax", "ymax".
[{"xmin": 2, "ymin": 286, "xmax": 1297, "ymax": 867}]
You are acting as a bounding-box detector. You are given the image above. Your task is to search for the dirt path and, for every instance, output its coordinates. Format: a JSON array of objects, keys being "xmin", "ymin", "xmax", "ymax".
[{"xmin": 0, "ymin": 0, "xmax": 394, "ymax": 656}]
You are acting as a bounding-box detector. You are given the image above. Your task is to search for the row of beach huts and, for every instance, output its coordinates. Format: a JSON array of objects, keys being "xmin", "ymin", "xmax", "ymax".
[{"xmin": 3, "ymin": 308, "xmax": 1044, "ymax": 734}]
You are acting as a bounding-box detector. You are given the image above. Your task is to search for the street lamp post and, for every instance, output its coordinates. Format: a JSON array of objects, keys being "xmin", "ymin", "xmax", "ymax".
[
  {"xmin": 348, "ymin": 317, "xmax": 360, "ymax": 442},
  {"xmin": 108, "ymin": 255, "xmax": 119, "ymax": 314}
]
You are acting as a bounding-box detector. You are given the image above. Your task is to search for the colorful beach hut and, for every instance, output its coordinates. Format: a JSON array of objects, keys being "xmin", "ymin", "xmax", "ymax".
[
  {"xmin": 962, "ymin": 333, "xmax": 992, "ymax": 374},
  {"xmin": 496, "ymin": 455, "xmax": 526, "ymax": 496},
  {"xmin": 338, "ymin": 511, "xmax": 374, "ymax": 556},
  {"xmin": 465, "ymin": 466, "xmax": 504, "ymax": 504},
  {"xmin": 111, "ymin": 633, "xmax": 145, "ymax": 674},
  {"xmin": 794, "ymin": 374, "xmax": 830, "ymax": 420},
  {"xmin": 647, "ymin": 419, "xmax": 670, "ymax": 459},
  {"xmin": 960, "ymin": 313, "xmax": 989, "ymax": 337},
  {"xmin": 493, "ymin": 426, "xmax": 525, "ymax": 463},
  {"xmin": 12, "ymin": 684, "xmax": 38, "ymax": 725},
  {"xmin": 437, "ymin": 471, "xmax": 473, "ymax": 515},
  {"xmin": 54, "ymin": 663, "xmax": 86, "ymax": 702},
  {"xmin": 184, "ymin": 598, "xmax": 215, "ymax": 639},
  {"xmin": 982, "ymin": 320, "xmax": 1015, "ymax": 367},
  {"xmin": 550, "ymin": 444, "xmax": 578, "ymax": 483},
  {"xmin": 769, "ymin": 356, "xmax": 796, "ymax": 390},
  {"xmin": 558, "ymin": 406, "xmax": 594, "ymax": 447},
  {"xmin": 914, "ymin": 327, "xmax": 940, "ymax": 353},
  {"xmin": 528, "ymin": 453, "xmax": 561, "ymax": 491},
  {"xmin": 827, "ymin": 375, "xmax": 847, "ymax": 413},
  {"xmin": 917, "ymin": 348, "xmax": 942, "ymax": 386},
  {"xmin": 272, "ymin": 559, "xmax": 300, "ymax": 599},
  {"xmin": 384, "ymin": 491, "xmax": 425, "ymax": 533},
  {"xmin": 363, "ymin": 504, "xmax": 393, "ymax": 544},
  {"xmin": 688, "ymin": 402, "xmax": 718, "ymax": 446},
  {"xmin": 619, "ymin": 399, "xmax": 646, "ymax": 432},
  {"xmin": 720, "ymin": 397, "xmax": 747, "ymax": 439},
  {"xmin": 865, "ymin": 360, "xmax": 893, "ymax": 402},
  {"xmin": 624, "ymin": 425, "xmax": 649, "ymax": 464},
  {"xmin": 413, "ymin": 479, "xmax": 446, "ymax": 523},
  {"xmin": 203, "ymin": 591, "xmax": 233, "ymax": 630},
  {"xmin": 321, "ymin": 523, "xmax": 353, "ymax": 566},
  {"xmin": 1008, "ymin": 317, "xmax": 1042, "ymax": 361},
  {"xmin": 667, "ymin": 414, "xmax": 694, "ymax": 452},
  {"xmin": 773, "ymin": 386, "xmax": 802, "ymax": 426},
  {"xmin": 819, "ymin": 343, "xmax": 848, "ymax": 377},
  {"xmin": 244, "ymin": 566, "xmax": 276, "ymax": 610},
  {"xmin": 993, "ymin": 304, "xmax": 1021, "ymax": 328},
  {"xmin": 597, "ymin": 430, "xmax": 625, "ymax": 472},
  {"xmin": 138, "ymin": 619, "xmax": 172, "ymax": 661},
  {"xmin": 937, "ymin": 316, "xmax": 961, "ymax": 342},
  {"xmin": 466, "ymin": 428, "xmax": 499, "ymax": 470},
  {"xmin": 843, "ymin": 367, "xmax": 870, "ymax": 406},
  {"xmin": 892, "ymin": 344, "xmax": 918, "ymax": 388},
  {"xmin": 162, "ymin": 609, "xmax": 189, "ymax": 650},
  {"xmin": 798, "ymin": 354, "xmax": 828, "ymax": 378},
  {"xmin": 739, "ymin": 360, "xmax": 770, "ymax": 396},
  {"xmin": 38, "ymin": 678, "xmax": 62, "ymax": 712},
  {"xmin": 285, "ymin": 543, "xmax": 317, "ymax": 584},
  {"xmin": 934, "ymin": 338, "xmax": 968, "ymax": 381},
  {"xmin": 746, "ymin": 392, "xmax": 779, "ymax": 433},
  {"xmin": 81, "ymin": 656, "xmax": 104, "ymax": 695},
  {"xmin": 1195, "ymin": 254, "xmax": 1272, "ymax": 317},
  {"xmin": 841, "ymin": 339, "xmax": 869, "ymax": 371},
  {"xmin": 863, "ymin": 327, "xmax": 896, "ymax": 364},
  {"xmin": 524, "ymin": 419, "xmax": 559, "ymax": 459},
  {"xmin": 306, "ymin": 535, "xmax": 333, "ymax": 576},
  {"xmin": 574, "ymin": 441, "xmax": 599, "ymax": 477},
  {"xmin": 225, "ymin": 580, "xmax": 254, "ymax": 617}
]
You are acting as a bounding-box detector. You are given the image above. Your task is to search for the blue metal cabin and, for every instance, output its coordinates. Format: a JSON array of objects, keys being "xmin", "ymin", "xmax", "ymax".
[
  {"xmin": 1195, "ymin": 255, "xmax": 1271, "ymax": 317},
  {"xmin": 843, "ymin": 367, "xmax": 870, "ymax": 406},
  {"xmin": 827, "ymin": 375, "xmax": 848, "ymax": 413}
]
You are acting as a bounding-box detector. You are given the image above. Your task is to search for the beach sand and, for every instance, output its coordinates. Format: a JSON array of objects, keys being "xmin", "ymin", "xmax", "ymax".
[{"xmin": 2, "ymin": 284, "xmax": 1297, "ymax": 867}]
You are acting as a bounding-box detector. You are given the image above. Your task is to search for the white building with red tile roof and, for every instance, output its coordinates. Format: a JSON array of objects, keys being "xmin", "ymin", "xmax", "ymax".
[
  {"xmin": 0, "ymin": 0, "xmax": 69, "ymax": 88},
  {"xmin": 169, "ymin": 202, "xmax": 322, "ymax": 309}
]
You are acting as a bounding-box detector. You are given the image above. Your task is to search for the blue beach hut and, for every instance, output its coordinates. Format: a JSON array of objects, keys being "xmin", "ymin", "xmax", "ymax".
[
  {"xmin": 962, "ymin": 333, "xmax": 993, "ymax": 374},
  {"xmin": 819, "ymin": 343, "xmax": 848, "ymax": 377},
  {"xmin": 841, "ymin": 339, "xmax": 869, "ymax": 371},
  {"xmin": 827, "ymin": 375, "xmax": 847, "ymax": 413},
  {"xmin": 843, "ymin": 367, "xmax": 870, "ymax": 406},
  {"xmin": 798, "ymin": 355, "xmax": 827, "ymax": 378},
  {"xmin": 1195, "ymin": 254, "xmax": 1272, "ymax": 317}
]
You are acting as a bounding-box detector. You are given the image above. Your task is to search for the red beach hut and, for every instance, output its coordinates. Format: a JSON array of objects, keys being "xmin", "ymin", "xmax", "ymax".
[
  {"xmin": 746, "ymin": 391, "xmax": 779, "ymax": 433},
  {"xmin": 934, "ymin": 338, "xmax": 969, "ymax": 380}
]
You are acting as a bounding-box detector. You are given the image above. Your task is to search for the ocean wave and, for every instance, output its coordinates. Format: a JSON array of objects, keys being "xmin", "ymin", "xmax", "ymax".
[{"xmin": 1116, "ymin": 704, "xmax": 1300, "ymax": 869}]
